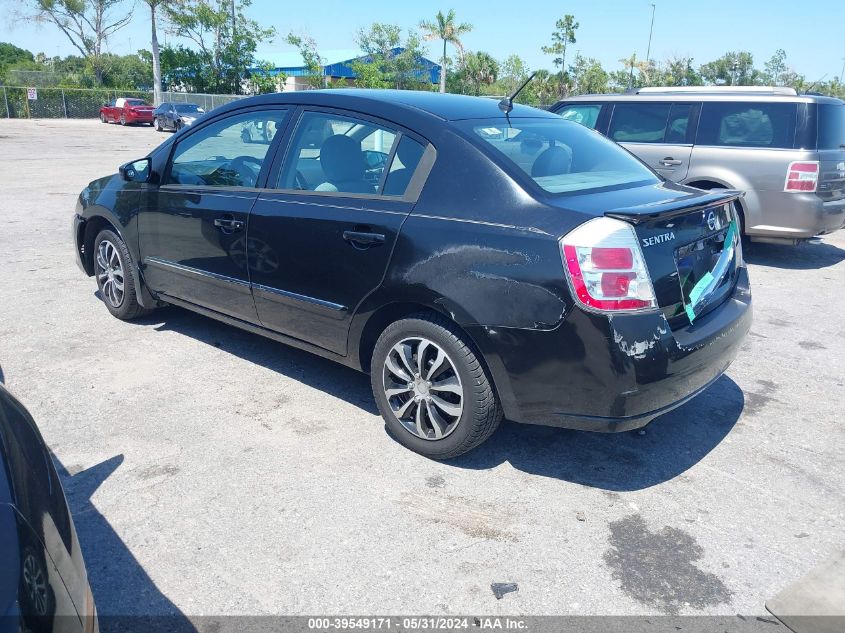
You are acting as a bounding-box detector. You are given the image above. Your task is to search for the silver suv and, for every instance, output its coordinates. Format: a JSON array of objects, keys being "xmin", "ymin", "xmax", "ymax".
[{"xmin": 551, "ymin": 87, "xmax": 845, "ymax": 244}]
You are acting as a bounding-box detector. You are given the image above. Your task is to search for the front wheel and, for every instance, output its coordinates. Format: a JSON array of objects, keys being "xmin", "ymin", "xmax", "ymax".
[
  {"xmin": 93, "ymin": 229, "xmax": 152, "ymax": 320},
  {"xmin": 371, "ymin": 314, "xmax": 502, "ymax": 459},
  {"xmin": 154, "ymin": 117, "xmax": 162, "ymax": 131}
]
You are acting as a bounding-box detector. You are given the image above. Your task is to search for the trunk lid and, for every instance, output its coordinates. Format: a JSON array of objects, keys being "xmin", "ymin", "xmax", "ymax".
[{"xmin": 606, "ymin": 190, "xmax": 744, "ymax": 327}]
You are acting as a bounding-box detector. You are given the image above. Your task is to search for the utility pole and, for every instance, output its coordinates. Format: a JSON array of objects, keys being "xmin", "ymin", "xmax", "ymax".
[
  {"xmin": 840, "ymin": 57, "xmax": 845, "ymax": 83},
  {"xmin": 646, "ymin": 4, "xmax": 656, "ymax": 64}
]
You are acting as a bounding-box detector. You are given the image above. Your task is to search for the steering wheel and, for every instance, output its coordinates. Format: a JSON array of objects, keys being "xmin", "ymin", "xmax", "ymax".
[{"xmin": 228, "ymin": 155, "xmax": 263, "ymax": 186}]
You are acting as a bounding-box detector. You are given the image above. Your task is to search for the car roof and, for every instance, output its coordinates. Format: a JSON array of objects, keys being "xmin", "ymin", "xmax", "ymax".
[
  {"xmin": 215, "ymin": 89, "xmax": 556, "ymax": 122},
  {"xmin": 555, "ymin": 91, "xmax": 844, "ymax": 106}
]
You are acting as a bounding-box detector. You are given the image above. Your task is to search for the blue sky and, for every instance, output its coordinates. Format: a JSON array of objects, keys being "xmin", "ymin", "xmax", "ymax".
[{"xmin": 1, "ymin": 0, "xmax": 842, "ymax": 80}]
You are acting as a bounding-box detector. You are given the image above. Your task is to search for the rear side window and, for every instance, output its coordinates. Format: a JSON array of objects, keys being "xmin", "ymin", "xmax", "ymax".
[
  {"xmin": 697, "ymin": 102, "xmax": 797, "ymax": 148},
  {"xmin": 383, "ymin": 136, "xmax": 425, "ymax": 196},
  {"xmin": 818, "ymin": 104, "xmax": 845, "ymax": 150},
  {"xmin": 608, "ymin": 103, "xmax": 670, "ymax": 143},
  {"xmin": 556, "ymin": 104, "xmax": 601, "ymax": 129}
]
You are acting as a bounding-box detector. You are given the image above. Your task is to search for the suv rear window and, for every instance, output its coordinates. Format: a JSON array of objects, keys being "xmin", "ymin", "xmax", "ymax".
[
  {"xmin": 818, "ymin": 103, "xmax": 845, "ymax": 150},
  {"xmin": 697, "ymin": 102, "xmax": 797, "ymax": 148},
  {"xmin": 461, "ymin": 117, "xmax": 658, "ymax": 194}
]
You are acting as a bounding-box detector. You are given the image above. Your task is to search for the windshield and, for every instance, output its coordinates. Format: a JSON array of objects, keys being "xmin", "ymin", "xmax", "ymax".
[
  {"xmin": 818, "ymin": 104, "xmax": 845, "ymax": 150},
  {"xmin": 460, "ymin": 117, "xmax": 658, "ymax": 194},
  {"xmin": 175, "ymin": 103, "xmax": 202, "ymax": 113}
]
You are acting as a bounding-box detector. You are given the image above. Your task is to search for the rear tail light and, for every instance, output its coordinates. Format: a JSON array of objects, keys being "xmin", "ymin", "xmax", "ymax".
[
  {"xmin": 560, "ymin": 217, "xmax": 657, "ymax": 312},
  {"xmin": 784, "ymin": 161, "xmax": 819, "ymax": 192}
]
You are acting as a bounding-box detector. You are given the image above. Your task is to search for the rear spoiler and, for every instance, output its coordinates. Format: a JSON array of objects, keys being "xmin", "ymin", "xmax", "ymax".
[{"xmin": 605, "ymin": 190, "xmax": 745, "ymax": 225}]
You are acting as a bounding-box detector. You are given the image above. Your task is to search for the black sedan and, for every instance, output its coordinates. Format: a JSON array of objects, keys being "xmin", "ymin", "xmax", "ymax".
[
  {"xmin": 72, "ymin": 90, "xmax": 751, "ymax": 459},
  {"xmin": 0, "ymin": 384, "xmax": 97, "ymax": 632},
  {"xmin": 152, "ymin": 102, "xmax": 204, "ymax": 132}
]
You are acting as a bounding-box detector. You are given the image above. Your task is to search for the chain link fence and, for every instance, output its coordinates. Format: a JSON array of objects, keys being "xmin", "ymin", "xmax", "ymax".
[{"xmin": 0, "ymin": 86, "xmax": 245, "ymax": 119}]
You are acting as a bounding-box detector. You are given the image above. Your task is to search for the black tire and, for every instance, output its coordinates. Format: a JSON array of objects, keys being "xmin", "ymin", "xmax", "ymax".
[
  {"xmin": 99, "ymin": 112, "xmax": 107, "ymax": 123},
  {"xmin": 119, "ymin": 113, "xmax": 126, "ymax": 126},
  {"xmin": 154, "ymin": 117, "xmax": 163, "ymax": 131},
  {"xmin": 93, "ymin": 228, "xmax": 152, "ymax": 320},
  {"xmin": 371, "ymin": 313, "xmax": 502, "ymax": 459},
  {"xmin": 20, "ymin": 545, "xmax": 56, "ymax": 627}
]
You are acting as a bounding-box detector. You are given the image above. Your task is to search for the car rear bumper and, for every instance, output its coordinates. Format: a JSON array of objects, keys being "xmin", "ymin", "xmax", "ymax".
[
  {"xmin": 468, "ymin": 267, "xmax": 752, "ymax": 432},
  {"xmin": 747, "ymin": 192, "xmax": 845, "ymax": 240}
]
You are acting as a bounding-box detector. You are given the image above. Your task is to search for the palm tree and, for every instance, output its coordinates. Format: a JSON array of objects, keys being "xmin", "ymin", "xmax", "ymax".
[{"xmin": 419, "ymin": 9, "xmax": 472, "ymax": 93}]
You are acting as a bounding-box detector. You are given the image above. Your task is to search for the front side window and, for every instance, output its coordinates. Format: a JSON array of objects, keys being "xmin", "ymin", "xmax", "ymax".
[
  {"xmin": 462, "ymin": 117, "xmax": 658, "ymax": 194},
  {"xmin": 608, "ymin": 103, "xmax": 671, "ymax": 143},
  {"xmin": 279, "ymin": 112, "xmax": 399, "ymax": 194},
  {"xmin": 697, "ymin": 102, "xmax": 797, "ymax": 148},
  {"xmin": 166, "ymin": 109, "xmax": 287, "ymax": 187},
  {"xmin": 556, "ymin": 104, "xmax": 601, "ymax": 129}
]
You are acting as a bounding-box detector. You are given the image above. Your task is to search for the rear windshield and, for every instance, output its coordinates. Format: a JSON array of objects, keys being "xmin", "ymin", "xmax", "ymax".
[
  {"xmin": 818, "ymin": 104, "xmax": 845, "ymax": 149},
  {"xmin": 126, "ymin": 99, "xmax": 147, "ymax": 106},
  {"xmin": 460, "ymin": 118, "xmax": 658, "ymax": 194}
]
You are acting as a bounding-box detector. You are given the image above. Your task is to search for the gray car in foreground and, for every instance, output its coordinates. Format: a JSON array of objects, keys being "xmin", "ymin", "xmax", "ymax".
[{"xmin": 552, "ymin": 86, "xmax": 845, "ymax": 244}]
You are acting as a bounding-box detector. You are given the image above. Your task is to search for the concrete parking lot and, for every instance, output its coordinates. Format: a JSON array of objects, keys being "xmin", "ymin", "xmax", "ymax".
[{"xmin": 0, "ymin": 119, "xmax": 843, "ymax": 623}]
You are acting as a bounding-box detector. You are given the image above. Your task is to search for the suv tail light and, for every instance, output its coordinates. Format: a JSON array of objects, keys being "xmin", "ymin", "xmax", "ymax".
[
  {"xmin": 784, "ymin": 161, "xmax": 819, "ymax": 192},
  {"xmin": 561, "ymin": 217, "xmax": 657, "ymax": 312}
]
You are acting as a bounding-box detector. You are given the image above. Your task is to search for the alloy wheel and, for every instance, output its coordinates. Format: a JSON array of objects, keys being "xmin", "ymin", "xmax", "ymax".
[
  {"xmin": 95, "ymin": 239, "xmax": 125, "ymax": 308},
  {"xmin": 22, "ymin": 553, "xmax": 48, "ymax": 616},
  {"xmin": 382, "ymin": 337, "xmax": 464, "ymax": 440}
]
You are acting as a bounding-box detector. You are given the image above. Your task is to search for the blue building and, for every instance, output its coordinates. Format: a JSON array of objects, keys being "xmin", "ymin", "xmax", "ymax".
[{"xmin": 258, "ymin": 47, "xmax": 442, "ymax": 91}]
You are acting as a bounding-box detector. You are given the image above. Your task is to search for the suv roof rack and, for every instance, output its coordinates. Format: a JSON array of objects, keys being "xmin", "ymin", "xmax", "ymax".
[{"xmin": 632, "ymin": 86, "xmax": 799, "ymax": 96}]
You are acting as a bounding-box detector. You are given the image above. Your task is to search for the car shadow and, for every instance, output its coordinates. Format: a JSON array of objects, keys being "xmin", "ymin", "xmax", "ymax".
[
  {"xmin": 54, "ymin": 454, "xmax": 198, "ymax": 633},
  {"xmin": 445, "ymin": 375, "xmax": 745, "ymax": 491},
  {"xmin": 130, "ymin": 305, "xmax": 379, "ymax": 415},
  {"xmin": 744, "ymin": 239, "xmax": 845, "ymax": 269},
  {"xmin": 123, "ymin": 300, "xmax": 742, "ymax": 491}
]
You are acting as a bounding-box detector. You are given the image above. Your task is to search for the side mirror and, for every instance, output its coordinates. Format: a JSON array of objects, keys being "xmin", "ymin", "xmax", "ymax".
[{"xmin": 119, "ymin": 158, "xmax": 151, "ymax": 183}]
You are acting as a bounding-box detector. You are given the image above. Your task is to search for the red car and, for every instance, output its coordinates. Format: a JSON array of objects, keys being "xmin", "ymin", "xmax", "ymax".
[{"xmin": 99, "ymin": 97, "xmax": 155, "ymax": 126}]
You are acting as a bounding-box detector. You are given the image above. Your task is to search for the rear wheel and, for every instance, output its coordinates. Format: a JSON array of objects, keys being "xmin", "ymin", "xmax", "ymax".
[
  {"xmin": 99, "ymin": 112, "xmax": 106, "ymax": 123},
  {"xmin": 93, "ymin": 229, "xmax": 152, "ymax": 320},
  {"xmin": 371, "ymin": 314, "xmax": 502, "ymax": 459},
  {"xmin": 119, "ymin": 113, "xmax": 126, "ymax": 126}
]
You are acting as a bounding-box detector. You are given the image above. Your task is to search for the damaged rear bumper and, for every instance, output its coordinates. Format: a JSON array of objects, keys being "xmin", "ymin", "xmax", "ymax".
[{"xmin": 468, "ymin": 267, "xmax": 752, "ymax": 432}]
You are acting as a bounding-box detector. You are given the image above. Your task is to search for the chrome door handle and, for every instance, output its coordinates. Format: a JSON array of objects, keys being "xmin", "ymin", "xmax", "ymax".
[
  {"xmin": 343, "ymin": 230, "xmax": 385, "ymax": 247},
  {"xmin": 213, "ymin": 218, "xmax": 244, "ymax": 231},
  {"xmin": 660, "ymin": 157, "xmax": 683, "ymax": 166}
]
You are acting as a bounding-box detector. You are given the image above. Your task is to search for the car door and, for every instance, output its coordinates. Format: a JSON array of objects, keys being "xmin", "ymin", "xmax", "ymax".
[
  {"xmin": 607, "ymin": 101, "xmax": 696, "ymax": 181},
  {"xmin": 139, "ymin": 107, "xmax": 290, "ymax": 322},
  {"xmin": 247, "ymin": 108, "xmax": 431, "ymax": 355}
]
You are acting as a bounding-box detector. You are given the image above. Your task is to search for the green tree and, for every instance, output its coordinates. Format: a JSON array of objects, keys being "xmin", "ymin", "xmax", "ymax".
[
  {"xmin": 159, "ymin": 44, "xmax": 209, "ymax": 91},
  {"xmin": 354, "ymin": 23, "xmax": 429, "ymax": 90},
  {"xmin": 568, "ymin": 54, "xmax": 608, "ymax": 95},
  {"xmin": 699, "ymin": 51, "xmax": 760, "ymax": 85},
  {"xmin": 499, "ymin": 54, "xmax": 529, "ymax": 95},
  {"xmin": 542, "ymin": 15, "xmax": 578, "ymax": 74},
  {"xmin": 419, "ymin": 9, "xmax": 472, "ymax": 93},
  {"xmin": 166, "ymin": 0, "xmax": 275, "ymax": 94},
  {"xmin": 248, "ymin": 61, "xmax": 284, "ymax": 94},
  {"xmin": 459, "ymin": 51, "xmax": 499, "ymax": 95},
  {"xmin": 19, "ymin": 0, "xmax": 134, "ymax": 84},
  {"xmin": 661, "ymin": 55, "xmax": 702, "ymax": 86},
  {"xmin": 287, "ymin": 33, "xmax": 325, "ymax": 89}
]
